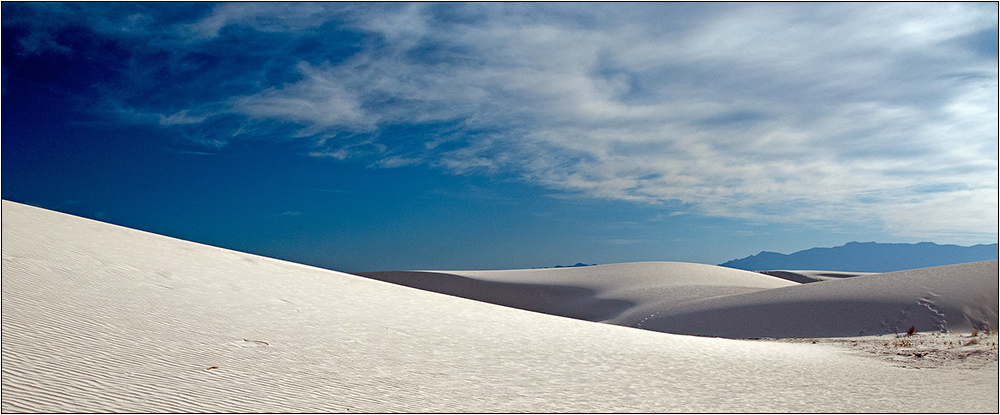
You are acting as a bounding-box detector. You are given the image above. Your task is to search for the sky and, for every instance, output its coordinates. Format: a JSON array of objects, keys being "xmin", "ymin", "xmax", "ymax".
[{"xmin": 2, "ymin": 2, "xmax": 997, "ymax": 273}]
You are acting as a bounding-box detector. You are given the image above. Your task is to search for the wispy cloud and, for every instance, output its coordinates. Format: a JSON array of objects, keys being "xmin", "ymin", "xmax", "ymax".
[{"xmin": 7, "ymin": 3, "xmax": 996, "ymax": 241}]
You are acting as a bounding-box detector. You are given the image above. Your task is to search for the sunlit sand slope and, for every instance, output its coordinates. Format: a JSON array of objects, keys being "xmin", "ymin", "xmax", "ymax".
[
  {"xmin": 2, "ymin": 201, "xmax": 997, "ymax": 412},
  {"xmin": 358, "ymin": 262, "xmax": 797, "ymax": 326},
  {"xmin": 640, "ymin": 261, "xmax": 998, "ymax": 338}
]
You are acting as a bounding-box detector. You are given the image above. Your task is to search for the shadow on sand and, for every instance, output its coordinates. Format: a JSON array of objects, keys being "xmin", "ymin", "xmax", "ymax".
[{"xmin": 355, "ymin": 271, "xmax": 634, "ymax": 322}]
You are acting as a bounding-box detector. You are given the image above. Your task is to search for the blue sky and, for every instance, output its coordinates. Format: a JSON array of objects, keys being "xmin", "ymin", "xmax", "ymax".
[{"xmin": 3, "ymin": 3, "xmax": 997, "ymax": 272}]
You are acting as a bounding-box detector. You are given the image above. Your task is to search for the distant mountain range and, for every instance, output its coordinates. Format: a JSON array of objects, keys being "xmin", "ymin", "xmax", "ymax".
[{"xmin": 720, "ymin": 242, "xmax": 999, "ymax": 272}]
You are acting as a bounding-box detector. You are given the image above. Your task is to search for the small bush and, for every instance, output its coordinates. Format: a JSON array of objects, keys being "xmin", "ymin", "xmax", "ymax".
[{"xmin": 906, "ymin": 326, "xmax": 916, "ymax": 336}]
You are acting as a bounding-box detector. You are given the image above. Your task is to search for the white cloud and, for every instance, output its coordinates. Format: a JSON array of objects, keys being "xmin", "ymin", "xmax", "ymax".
[
  {"xmin": 158, "ymin": 110, "xmax": 207, "ymax": 126},
  {"xmin": 232, "ymin": 62, "xmax": 376, "ymax": 133},
  {"xmin": 116, "ymin": 3, "xmax": 1000, "ymax": 240},
  {"xmin": 180, "ymin": 3, "xmax": 334, "ymax": 39}
]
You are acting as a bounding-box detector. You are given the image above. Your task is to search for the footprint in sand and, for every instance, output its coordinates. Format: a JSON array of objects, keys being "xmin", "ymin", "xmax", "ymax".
[{"xmin": 917, "ymin": 293, "xmax": 948, "ymax": 332}]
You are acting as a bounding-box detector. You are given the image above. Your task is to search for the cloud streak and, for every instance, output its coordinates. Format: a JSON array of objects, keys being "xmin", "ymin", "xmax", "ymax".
[{"xmin": 5, "ymin": 2, "xmax": 997, "ymax": 241}]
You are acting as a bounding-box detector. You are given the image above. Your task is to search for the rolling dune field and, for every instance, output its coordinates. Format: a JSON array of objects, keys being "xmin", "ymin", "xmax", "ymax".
[{"xmin": 2, "ymin": 200, "xmax": 997, "ymax": 412}]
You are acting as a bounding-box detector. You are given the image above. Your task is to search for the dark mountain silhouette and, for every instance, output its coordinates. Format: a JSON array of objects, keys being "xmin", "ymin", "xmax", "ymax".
[
  {"xmin": 532, "ymin": 263, "xmax": 597, "ymax": 269},
  {"xmin": 554, "ymin": 263, "xmax": 596, "ymax": 268},
  {"xmin": 720, "ymin": 242, "xmax": 998, "ymax": 272}
]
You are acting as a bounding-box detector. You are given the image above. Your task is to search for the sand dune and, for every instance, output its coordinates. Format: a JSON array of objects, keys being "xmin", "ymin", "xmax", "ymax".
[
  {"xmin": 359, "ymin": 262, "xmax": 996, "ymax": 339},
  {"xmin": 759, "ymin": 270, "xmax": 876, "ymax": 283},
  {"xmin": 638, "ymin": 261, "xmax": 998, "ymax": 338},
  {"xmin": 2, "ymin": 200, "xmax": 997, "ymax": 412},
  {"xmin": 358, "ymin": 263, "xmax": 796, "ymax": 326}
]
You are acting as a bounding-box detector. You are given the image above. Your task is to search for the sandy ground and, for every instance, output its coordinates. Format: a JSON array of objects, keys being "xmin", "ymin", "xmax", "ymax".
[
  {"xmin": 358, "ymin": 263, "xmax": 796, "ymax": 326},
  {"xmin": 360, "ymin": 261, "xmax": 998, "ymax": 339},
  {"xmin": 758, "ymin": 270, "xmax": 877, "ymax": 283},
  {"xmin": 771, "ymin": 331, "xmax": 999, "ymax": 371},
  {"xmin": 3, "ymin": 200, "xmax": 998, "ymax": 412},
  {"xmin": 637, "ymin": 260, "xmax": 998, "ymax": 338}
]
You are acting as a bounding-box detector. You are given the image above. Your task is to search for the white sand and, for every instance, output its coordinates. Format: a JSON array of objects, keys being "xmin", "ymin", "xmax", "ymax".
[
  {"xmin": 360, "ymin": 262, "xmax": 997, "ymax": 339},
  {"xmin": 3, "ymin": 200, "xmax": 998, "ymax": 412},
  {"xmin": 639, "ymin": 261, "xmax": 998, "ymax": 338},
  {"xmin": 359, "ymin": 263, "xmax": 796, "ymax": 326},
  {"xmin": 759, "ymin": 270, "xmax": 877, "ymax": 283}
]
